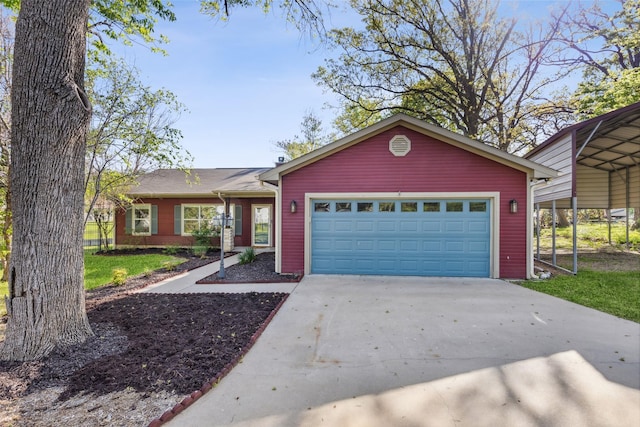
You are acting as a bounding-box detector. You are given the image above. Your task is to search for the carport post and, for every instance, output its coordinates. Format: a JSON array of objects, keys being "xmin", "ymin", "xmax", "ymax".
[{"xmin": 572, "ymin": 196, "xmax": 578, "ymax": 275}]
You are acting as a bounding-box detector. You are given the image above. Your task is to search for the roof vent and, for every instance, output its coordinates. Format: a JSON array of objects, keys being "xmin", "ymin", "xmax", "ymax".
[{"xmin": 389, "ymin": 135, "xmax": 411, "ymax": 156}]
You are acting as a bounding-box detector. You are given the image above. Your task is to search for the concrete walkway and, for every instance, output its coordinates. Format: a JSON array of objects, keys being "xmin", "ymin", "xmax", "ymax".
[
  {"xmin": 140, "ymin": 251, "xmax": 298, "ymax": 295},
  {"xmin": 149, "ymin": 269, "xmax": 640, "ymax": 426}
]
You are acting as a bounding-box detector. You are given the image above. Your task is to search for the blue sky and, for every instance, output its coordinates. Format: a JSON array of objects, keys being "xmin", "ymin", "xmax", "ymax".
[
  {"xmin": 111, "ymin": 0, "xmax": 612, "ymax": 169},
  {"xmin": 115, "ymin": 1, "xmax": 351, "ymax": 168}
]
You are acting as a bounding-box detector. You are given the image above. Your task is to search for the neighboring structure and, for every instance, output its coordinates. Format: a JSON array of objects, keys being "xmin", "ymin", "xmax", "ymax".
[
  {"xmin": 117, "ymin": 114, "xmax": 558, "ymax": 279},
  {"xmin": 525, "ymin": 102, "xmax": 640, "ymax": 273}
]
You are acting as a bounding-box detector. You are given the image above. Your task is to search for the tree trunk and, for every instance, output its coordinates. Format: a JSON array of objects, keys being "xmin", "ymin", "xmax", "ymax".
[
  {"xmin": 1, "ymin": 0, "xmax": 93, "ymax": 361},
  {"xmin": 556, "ymin": 209, "xmax": 571, "ymax": 227}
]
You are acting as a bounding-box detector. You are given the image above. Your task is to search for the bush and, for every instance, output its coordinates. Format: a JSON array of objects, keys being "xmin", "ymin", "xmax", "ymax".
[
  {"xmin": 239, "ymin": 247, "xmax": 257, "ymax": 265},
  {"xmin": 191, "ymin": 225, "xmax": 217, "ymax": 249},
  {"xmin": 111, "ymin": 268, "xmax": 128, "ymax": 286},
  {"xmin": 163, "ymin": 245, "xmax": 181, "ymax": 255},
  {"xmin": 162, "ymin": 260, "xmax": 181, "ymax": 271},
  {"xmin": 192, "ymin": 245, "xmax": 208, "ymax": 258}
]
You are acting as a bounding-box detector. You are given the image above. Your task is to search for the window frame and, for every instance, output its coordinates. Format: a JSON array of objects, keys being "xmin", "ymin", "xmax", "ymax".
[
  {"xmin": 181, "ymin": 203, "xmax": 223, "ymax": 236},
  {"xmin": 132, "ymin": 203, "xmax": 152, "ymax": 236}
]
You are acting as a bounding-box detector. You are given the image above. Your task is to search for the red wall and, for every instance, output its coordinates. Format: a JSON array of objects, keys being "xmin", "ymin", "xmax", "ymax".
[
  {"xmin": 280, "ymin": 126, "xmax": 529, "ymax": 278},
  {"xmin": 115, "ymin": 197, "xmax": 275, "ymax": 248}
]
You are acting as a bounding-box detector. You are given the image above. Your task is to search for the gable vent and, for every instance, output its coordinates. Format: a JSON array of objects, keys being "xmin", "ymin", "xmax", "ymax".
[{"xmin": 389, "ymin": 135, "xmax": 411, "ymax": 156}]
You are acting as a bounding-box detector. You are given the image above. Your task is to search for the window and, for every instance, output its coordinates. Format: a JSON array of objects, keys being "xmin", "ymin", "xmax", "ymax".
[
  {"xmin": 357, "ymin": 202, "xmax": 373, "ymax": 212},
  {"xmin": 379, "ymin": 202, "xmax": 395, "ymax": 212},
  {"xmin": 132, "ymin": 204, "xmax": 151, "ymax": 235},
  {"xmin": 336, "ymin": 202, "xmax": 352, "ymax": 212},
  {"xmin": 401, "ymin": 202, "xmax": 418, "ymax": 212},
  {"xmin": 314, "ymin": 202, "xmax": 330, "ymax": 212},
  {"xmin": 469, "ymin": 202, "xmax": 487, "ymax": 212},
  {"xmin": 446, "ymin": 202, "xmax": 464, "ymax": 212},
  {"xmin": 423, "ymin": 202, "xmax": 440, "ymax": 212},
  {"xmin": 182, "ymin": 204, "xmax": 220, "ymax": 235}
]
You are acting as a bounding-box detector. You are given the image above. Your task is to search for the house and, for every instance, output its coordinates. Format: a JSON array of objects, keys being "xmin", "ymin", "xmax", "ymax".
[
  {"xmin": 115, "ymin": 168, "xmax": 277, "ymax": 250},
  {"xmin": 117, "ymin": 114, "xmax": 558, "ymax": 279}
]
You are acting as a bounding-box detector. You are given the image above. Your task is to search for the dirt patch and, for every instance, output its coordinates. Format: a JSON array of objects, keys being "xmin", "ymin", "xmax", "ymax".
[
  {"xmin": 535, "ymin": 248, "xmax": 639, "ymax": 274},
  {"xmin": 0, "ymin": 251, "xmax": 288, "ymax": 427},
  {"xmin": 197, "ymin": 252, "xmax": 301, "ymax": 284}
]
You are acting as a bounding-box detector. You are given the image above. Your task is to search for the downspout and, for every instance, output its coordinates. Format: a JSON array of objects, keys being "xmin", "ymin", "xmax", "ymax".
[{"xmin": 260, "ymin": 181, "xmax": 281, "ymax": 273}]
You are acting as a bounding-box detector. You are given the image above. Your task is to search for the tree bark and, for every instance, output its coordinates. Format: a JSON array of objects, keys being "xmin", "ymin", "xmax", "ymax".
[{"xmin": 1, "ymin": 0, "xmax": 93, "ymax": 361}]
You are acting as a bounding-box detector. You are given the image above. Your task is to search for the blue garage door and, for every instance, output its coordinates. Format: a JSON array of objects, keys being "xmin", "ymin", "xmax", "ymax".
[{"xmin": 311, "ymin": 199, "xmax": 491, "ymax": 277}]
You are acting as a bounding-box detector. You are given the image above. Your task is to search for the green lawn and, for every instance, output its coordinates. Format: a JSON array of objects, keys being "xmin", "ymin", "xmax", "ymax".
[
  {"xmin": 520, "ymin": 270, "xmax": 640, "ymax": 323},
  {"xmin": 84, "ymin": 250, "xmax": 183, "ymax": 290},
  {"xmin": 537, "ymin": 222, "xmax": 640, "ymax": 251},
  {"xmin": 1, "ymin": 250, "xmax": 184, "ymax": 316}
]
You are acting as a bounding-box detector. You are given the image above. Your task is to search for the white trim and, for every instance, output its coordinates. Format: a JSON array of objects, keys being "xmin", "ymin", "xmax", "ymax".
[
  {"xmin": 260, "ymin": 181, "xmax": 281, "ymax": 273},
  {"xmin": 252, "ymin": 204, "xmax": 272, "ymax": 247},
  {"xmin": 304, "ymin": 192, "xmax": 500, "ymax": 278},
  {"xmin": 180, "ymin": 203, "xmax": 222, "ymax": 236},
  {"xmin": 132, "ymin": 203, "xmax": 152, "ymax": 236},
  {"xmin": 259, "ymin": 114, "xmax": 558, "ymax": 183}
]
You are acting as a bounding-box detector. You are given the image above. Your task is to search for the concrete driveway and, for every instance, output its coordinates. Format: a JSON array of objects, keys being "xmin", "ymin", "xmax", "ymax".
[{"xmin": 165, "ymin": 275, "xmax": 640, "ymax": 427}]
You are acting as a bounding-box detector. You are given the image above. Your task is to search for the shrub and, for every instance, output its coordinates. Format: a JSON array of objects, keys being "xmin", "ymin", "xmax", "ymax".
[
  {"xmin": 192, "ymin": 245, "xmax": 208, "ymax": 258},
  {"xmin": 163, "ymin": 245, "xmax": 181, "ymax": 255},
  {"xmin": 191, "ymin": 225, "xmax": 217, "ymax": 250},
  {"xmin": 239, "ymin": 247, "xmax": 257, "ymax": 265},
  {"xmin": 162, "ymin": 260, "xmax": 181, "ymax": 271},
  {"xmin": 112, "ymin": 268, "xmax": 128, "ymax": 286}
]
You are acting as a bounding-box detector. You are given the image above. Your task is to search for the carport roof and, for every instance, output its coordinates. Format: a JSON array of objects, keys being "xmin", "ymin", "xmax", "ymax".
[
  {"xmin": 525, "ymin": 101, "xmax": 640, "ymax": 173},
  {"xmin": 259, "ymin": 114, "xmax": 558, "ymax": 184}
]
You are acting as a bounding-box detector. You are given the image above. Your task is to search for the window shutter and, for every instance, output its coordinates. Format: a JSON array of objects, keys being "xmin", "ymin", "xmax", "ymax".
[
  {"xmin": 234, "ymin": 205, "xmax": 242, "ymax": 236},
  {"xmin": 151, "ymin": 205, "xmax": 158, "ymax": 235},
  {"xmin": 174, "ymin": 205, "xmax": 182, "ymax": 235},
  {"xmin": 125, "ymin": 207, "xmax": 132, "ymax": 235}
]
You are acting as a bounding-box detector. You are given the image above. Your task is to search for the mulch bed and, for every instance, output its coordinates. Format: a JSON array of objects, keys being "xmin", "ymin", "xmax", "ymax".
[
  {"xmin": 197, "ymin": 252, "xmax": 302, "ymax": 284},
  {"xmin": 0, "ymin": 249, "xmax": 290, "ymax": 414}
]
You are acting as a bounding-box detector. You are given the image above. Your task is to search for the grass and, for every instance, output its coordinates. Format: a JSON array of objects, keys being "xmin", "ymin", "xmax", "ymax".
[
  {"xmin": 520, "ymin": 270, "xmax": 640, "ymax": 323},
  {"xmin": 0, "ymin": 250, "xmax": 185, "ymax": 317},
  {"xmin": 537, "ymin": 222, "xmax": 640, "ymax": 251},
  {"xmin": 83, "ymin": 250, "xmax": 183, "ymax": 291}
]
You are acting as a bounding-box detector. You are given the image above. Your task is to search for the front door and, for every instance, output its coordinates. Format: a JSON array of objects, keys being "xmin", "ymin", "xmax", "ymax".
[{"xmin": 252, "ymin": 205, "xmax": 271, "ymax": 246}]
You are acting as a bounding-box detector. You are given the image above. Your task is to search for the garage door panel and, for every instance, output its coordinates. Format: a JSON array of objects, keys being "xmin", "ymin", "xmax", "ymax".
[
  {"xmin": 335, "ymin": 220, "xmax": 354, "ymax": 232},
  {"xmin": 378, "ymin": 221, "xmax": 396, "ymax": 232},
  {"xmin": 400, "ymin": 220, "xmax": 418, "ymax": 232},
  {"xmin": 445, "ymin": 221, "xmax": 464, "ymax": 232},
  {"xmin": 468, "ymin": 220, "xmax": 489, "ymax": 233},
  {"xmin": 423, "ymin": 241, "xmax": 442, "ymax": 251},
  {"xmin": 378, "ymin": 240, "xmax": 397, "ymax": 251},
  {"xmin": 356, "ymin": 221, "xmax": 374, "ymax": 232},
  {"xmin": 400, "ymin": 240, "xmax": 419, "ymax": 251},
  {"xmin": 422, "ymin": 221, "xmax": 442, "ymax": 232},
  {"xmin": 468, "ymin": 240, "xmax": 489, "ymax": 253},
  {"xmin": 334, "ymin": 239, "xmax": 353, "ymax": 251},
  {"xmin": 445, "ymin": 241, "xmax": 464, "ymax": 252},
  {"xmin": 311, "ymin": 199, "xmax": 491, "ymax": 277}
]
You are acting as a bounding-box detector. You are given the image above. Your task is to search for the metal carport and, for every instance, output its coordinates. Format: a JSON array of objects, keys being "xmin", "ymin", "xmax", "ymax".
[{"xmin": 525, "ymin": 101, "xmax": 640, "ymax": 274}]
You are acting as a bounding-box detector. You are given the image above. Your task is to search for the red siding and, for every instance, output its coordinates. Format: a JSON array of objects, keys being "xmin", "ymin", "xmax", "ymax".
[
  {"xmin": 115, "ymin": 197, "xmax": 275, "ymax": 248},
  {"xmin": 280, "ymin": 126, "xmax": 529, "ymax": 278}
]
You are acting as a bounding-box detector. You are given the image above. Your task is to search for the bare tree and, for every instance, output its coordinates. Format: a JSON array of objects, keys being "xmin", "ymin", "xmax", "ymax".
[
  {"xmin": 274, "ymin": 110, "xmax": 331, "ymax": 160},
  {"xmin": 314, "ymin": 0, "xmax": 572, "ymax": 153}
]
